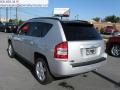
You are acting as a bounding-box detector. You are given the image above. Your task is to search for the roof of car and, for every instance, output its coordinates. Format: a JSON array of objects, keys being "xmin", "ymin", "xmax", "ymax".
[
  {"xmin": 61, "ymin": 20, "xmax": 90, "ymax": 24},
  {"xmin": 29, "ymin": 17, "xmax": 60, "ymax": 21},
  {"xmin": 29, "ymin": 17, "xmax": 92, "ymax": 25}
]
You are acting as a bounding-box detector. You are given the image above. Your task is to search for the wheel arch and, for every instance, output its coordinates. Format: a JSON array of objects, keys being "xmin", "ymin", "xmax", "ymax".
[
  {"xmin": 34, "ymin": 52, "xmax": 48, "ymax": 64},
  {"xmin": 107, "ymin": 42, "xmax": 120, "ymax": 50},
  {"xmin": 110, "ymin": 42, "xmax": 120, "ymax": 48},
  {"xmin": 34, "ymin": 52, "xmax": 54, "ymax": 76}
]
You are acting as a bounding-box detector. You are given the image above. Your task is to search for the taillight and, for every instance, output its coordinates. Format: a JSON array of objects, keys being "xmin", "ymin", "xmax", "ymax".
[{"xmin": 54, "ymin": 42, "xmax": 68, "ymax": 60}]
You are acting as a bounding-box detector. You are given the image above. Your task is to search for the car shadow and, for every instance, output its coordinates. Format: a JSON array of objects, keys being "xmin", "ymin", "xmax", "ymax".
[
  {"xmin": 13, "ymin": 55, "xmax": 72, "ymax": 81},
  {"xmin": 13, "ymin": 53, "xmax": 86, "ymax": 88},
  {"xmin": 14, "ymin": 55, "xmax": 37, "ymax": 81}
]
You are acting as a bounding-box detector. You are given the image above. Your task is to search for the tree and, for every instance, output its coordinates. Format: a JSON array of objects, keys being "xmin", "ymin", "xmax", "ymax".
[
  {"xmin": 9, "ymin": 19, "xmax": 17, "ymax": 23},
  {"xmin": 18, "ymin": 20, "xmax": 24, "ymax": 26},
  {"xmin": 104, "ymin": 15, "xmax": 120, "ymax": 23},
  {"xmin": 8, "ymin": 19, "xmax": 24, "ymax": 26},
  {"xmin": 9, "ymin": 19, "xmax": 13, "ymax": 23},
  {"xmin": 92, "ymin": 17, "xmax": 100, "ymax": 22}
]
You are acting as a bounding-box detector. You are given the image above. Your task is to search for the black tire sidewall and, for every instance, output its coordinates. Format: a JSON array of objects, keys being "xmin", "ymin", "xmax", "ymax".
[
  {"xmin": 110, "ymin": 44, "xmax": 120, "ymax": 57},
  {"xmin": 5, "ymin": 29, "xmax": 7, "ymax": 33},
  {"xmin": 8, "ymin": 43, "xmax": 15, "ymax": 58},
  {"xmin": 35, "ymin": 58, "xmax": 53, "ymax": 85}
]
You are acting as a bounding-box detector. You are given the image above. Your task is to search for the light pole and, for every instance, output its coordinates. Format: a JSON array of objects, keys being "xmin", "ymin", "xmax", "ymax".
[
  {"xmin": 75, "ymin": 14, "xmax": 79, "ymax": 20},
  {"xmin": 16, "ymin": 7, "xmax": 18, "ymax": 24},
  {"xmin": 6, "ymin": 7, "xmax": 8, "ymax": 22},
  {"xmin": 76, "ymin": 14, "xmax": 79, "ymax": 20},
  {"xmin": 10, "ymin": 7, "xmax": 11, "ymax": 20},
  {"xmin": 0, "ymin": 8, "xmax": 1, "ymax": 21}
]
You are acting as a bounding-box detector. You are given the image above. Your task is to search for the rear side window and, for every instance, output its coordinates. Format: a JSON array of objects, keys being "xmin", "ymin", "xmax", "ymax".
[
  {"xmin": 27, "ymin": 22, "xmax": 41, "ymax": 37},
  {"xmin": 62, "ymin": 23, "xmax": 102, "ymax": 41},
  {"xmin": 26, "ymin": 22, "xmax": 52, "ymax": 37},
  {"xmin": 41, "ymin": 23, "xmax": 52, "ymax": 37},
  {"xmin": 18, "ymin": 23, "xmax": 29, "ymax": 35}
]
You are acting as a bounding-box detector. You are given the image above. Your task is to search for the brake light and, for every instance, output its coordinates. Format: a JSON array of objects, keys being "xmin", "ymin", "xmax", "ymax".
[{"xmin": 54, "ymin": 42, "xmax": 68, "ymax": 60}]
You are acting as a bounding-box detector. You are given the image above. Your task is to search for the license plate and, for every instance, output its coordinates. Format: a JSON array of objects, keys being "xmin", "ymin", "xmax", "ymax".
[{"xmin": 86, "ymin": 48, "xmax": 96, "ymax": 55}]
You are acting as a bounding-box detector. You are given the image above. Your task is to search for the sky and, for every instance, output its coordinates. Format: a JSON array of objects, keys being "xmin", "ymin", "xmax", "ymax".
[{"xmin": 1, "ymin": 0, "xmax": 120, "ymax": 20}]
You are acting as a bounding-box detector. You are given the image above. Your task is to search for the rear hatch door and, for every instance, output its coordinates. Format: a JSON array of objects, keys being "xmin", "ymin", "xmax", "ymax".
[{"xmin": 61, "ymin": 21, "xmax": 104, "ymax": 63}]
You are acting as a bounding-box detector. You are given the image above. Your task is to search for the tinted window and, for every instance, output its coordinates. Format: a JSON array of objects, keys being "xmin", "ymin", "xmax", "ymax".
[
  {"xmin": 41, "ymin": 23, "xmax": 52, "ymax": 37},
  {"xmin": 62, "ymin": 23, "xmax": 102, "ymax": 41},
  {"xmin": 26, "ymin": 22, "xmax": 52, "ymax": 37},
  {"xmin": 18, "ymin": 23, "xmax": 29, "ymax": 35},
  {"xmin": 18, "ymin": 22, "xmax": 52, "ymax": 37},
  {"xmin": 0, "ymin": 22, "xmax": 3, "ymax": 26},
  {"xmin": 27, "ymin": 22, "xmax": 41, "ymax": 37},
  {"xmin": 6, "ymin": 23, "xmax": 13, "ymax": 25}
]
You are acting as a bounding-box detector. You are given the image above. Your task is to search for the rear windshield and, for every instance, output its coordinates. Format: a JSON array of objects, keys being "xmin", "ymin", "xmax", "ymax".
[{"xmin": 62, "ymin": 23, "xmax": 102, "ymax": 41}]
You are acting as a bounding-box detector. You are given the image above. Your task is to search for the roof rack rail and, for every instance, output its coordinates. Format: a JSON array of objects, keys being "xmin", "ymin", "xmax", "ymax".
[
  {"xmin": 61, "ymin": 20, "xmax": 90, "ymax": 24},
  {"xmin": 73, "ymin": 20, "xmax": 89, "ymax": 23},
  {"xmin": 29, "ymin": 17, "xmax": 60, "ymax": 21}
]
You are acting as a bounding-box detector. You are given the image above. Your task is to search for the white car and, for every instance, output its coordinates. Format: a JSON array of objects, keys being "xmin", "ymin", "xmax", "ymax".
[{"xmin": 7, "ymin": 17, "xmax": 107, "ymax": 84}]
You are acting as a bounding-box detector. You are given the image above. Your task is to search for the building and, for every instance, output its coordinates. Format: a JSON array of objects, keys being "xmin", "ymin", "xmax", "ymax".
[{"xmin": 0, "ymin": 17, "xmax": 8, "ymax": 22}]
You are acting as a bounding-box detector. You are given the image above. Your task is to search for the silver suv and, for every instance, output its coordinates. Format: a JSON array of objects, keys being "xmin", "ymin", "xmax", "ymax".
[{"xmin": 7, "ymin": 17, "xmax": 107, "ymax": 84}]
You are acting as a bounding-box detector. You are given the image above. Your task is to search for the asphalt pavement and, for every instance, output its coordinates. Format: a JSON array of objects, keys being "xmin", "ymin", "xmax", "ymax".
[
  {"xmin": 95, "ymin": 56, "xmax": 120, "ymax": 85},
  {"xmin": 0, "ymin": 32, "xmax": 120, "ymax": 90}
]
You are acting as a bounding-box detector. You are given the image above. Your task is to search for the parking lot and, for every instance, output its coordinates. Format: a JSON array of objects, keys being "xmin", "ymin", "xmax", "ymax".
[{"xmin": 0, "ymin": 32, "xmax": 120, "ymax": 90}]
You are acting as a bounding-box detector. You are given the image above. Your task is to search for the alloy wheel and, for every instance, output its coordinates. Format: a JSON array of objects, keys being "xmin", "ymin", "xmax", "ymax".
[
  {"xmin": 111, "ymin": 44, "xmax": 120, "ymax": 56},
  {"xmin": 35, "ymin": 61, "xmax": 46, "ymax": 81}
]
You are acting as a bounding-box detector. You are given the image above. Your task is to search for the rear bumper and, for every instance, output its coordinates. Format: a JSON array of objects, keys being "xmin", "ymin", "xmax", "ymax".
[
  {"xmin": 71, "ymin": 57, "xmax": 105, "ymax": 67},
  {"xmin": 50, "ymin": 53, "xmax": 107, "ymax": 77}
]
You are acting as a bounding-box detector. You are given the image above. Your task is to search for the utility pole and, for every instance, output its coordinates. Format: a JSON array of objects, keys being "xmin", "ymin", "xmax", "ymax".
[
  {"xmin": 0, "ymin": 8, "xmax": 1, "ymax": 22},
  {"xmin": 10, "ymin": 7, "xmax": 11, "ymax": 20},
  {"xmin": 6, "ymin": 7, "xmax": 8, "ymax": 22},
  {"xmin": 75, "ymin": 14, "xmax": 79, "ymax": 20},
  {"xmin": 16, "ymin": 7, "xmax": 18, "ymax": 24},
  {"xmin": 76, "ymin": 14, "xmax": 79, "ymax": 20}
]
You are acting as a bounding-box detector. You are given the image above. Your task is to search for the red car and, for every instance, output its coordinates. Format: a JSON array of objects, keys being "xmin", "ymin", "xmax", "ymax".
[
  {"xmin": 106, "ymin": 36, "xmax": 120, "ymax": 57},
  {"xmin": 103, "ymin": 26, "xmax": 118, "ymax": 34}
]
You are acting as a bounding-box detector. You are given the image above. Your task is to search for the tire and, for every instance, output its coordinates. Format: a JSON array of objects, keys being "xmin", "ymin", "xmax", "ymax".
[
  {"xmin": 110, "ymin": 44, "xmax": 120, "ymax": 57},
  {"xmin": 35, "ymin": 58, "xmax": 53, "ymax": 85},
  {"xmin": 7, "ymin": 43, "xmax": 15, "ymax": 58}
]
